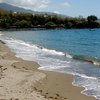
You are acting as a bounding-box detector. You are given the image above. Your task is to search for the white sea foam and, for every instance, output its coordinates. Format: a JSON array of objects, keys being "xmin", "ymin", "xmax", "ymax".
[
  {"xmin": 72, "ymin": 74, "xmax": 100, "ymax": 99},
  {"xmin": 2, "ymin": 38, "xmax": 72, "ymax": 70},
  {"xmin": 93, "ymin": 61, "xmax": 100, "ymax": 66}
]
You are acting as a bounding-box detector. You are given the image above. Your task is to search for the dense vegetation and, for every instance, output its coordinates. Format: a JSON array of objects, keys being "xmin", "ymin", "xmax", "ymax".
[{"xmin": 0, "ymin": 9, "xmax": 99, "ymax": 29}]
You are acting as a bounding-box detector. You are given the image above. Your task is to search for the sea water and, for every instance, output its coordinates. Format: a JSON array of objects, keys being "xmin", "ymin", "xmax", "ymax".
[{"xmin": 0, "ymin": 29, "xmax": 100, "ymax": 99}]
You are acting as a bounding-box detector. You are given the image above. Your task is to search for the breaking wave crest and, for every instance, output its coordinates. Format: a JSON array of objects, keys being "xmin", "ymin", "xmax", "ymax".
[{"xmin": 73, "ymin": 55, "xmax": 100, "ymax": 66}]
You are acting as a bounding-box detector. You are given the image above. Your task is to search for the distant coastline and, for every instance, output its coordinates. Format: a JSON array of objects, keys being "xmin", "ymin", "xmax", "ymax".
[
  {"xmin": 0, "ymin": 9, "xmax": 100, "ymax": 30},
  {"xmin": 0, "ymin": 26, "xmax": 99, "ymax": 31}
]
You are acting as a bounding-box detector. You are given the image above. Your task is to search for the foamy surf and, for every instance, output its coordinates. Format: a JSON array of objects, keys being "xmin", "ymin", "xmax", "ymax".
[{"xmin": 73, "ymin": 74, "xmax": 100, "ymax": 100}]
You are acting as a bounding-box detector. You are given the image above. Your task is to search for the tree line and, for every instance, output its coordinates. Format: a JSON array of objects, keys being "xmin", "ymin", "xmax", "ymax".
[{"xmin": 0, "ymin": 9, "xmax": 99, "ymax": 29}]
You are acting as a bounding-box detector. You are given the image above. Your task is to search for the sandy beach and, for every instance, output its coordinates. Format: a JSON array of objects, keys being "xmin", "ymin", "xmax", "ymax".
[{"xmin": 0, "ymin": 40, "xmax": 96, "ymax": 100}]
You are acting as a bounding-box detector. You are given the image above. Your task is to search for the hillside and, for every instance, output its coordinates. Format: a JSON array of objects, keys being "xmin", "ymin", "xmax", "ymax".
[
  {"xmin": 0, "ymin": 2, "xmax": 67, "ymax": 18},
  {"xmin": 0, "ymin": 3, "xmax": 35, "ymax": 13}
]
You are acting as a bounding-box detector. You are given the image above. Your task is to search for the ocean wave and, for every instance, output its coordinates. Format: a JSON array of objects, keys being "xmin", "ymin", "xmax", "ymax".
[
  {"xmin": 1, "ymin": 36, "xmax": 100, "ymax": 68},
  {"xmin": 0, "ymin": 32, "xmax": 99, "ymax": 67},
  {"xmin": 73, "ymin": 55, "xmax": 100, "ymax": 66},
  {"xmin": 1, "ymin": 37, "xmax": 73, "ymax": 69},
  {"xmin": 6, "ymin": 38, "xmax": 73, "ymax": 59}
]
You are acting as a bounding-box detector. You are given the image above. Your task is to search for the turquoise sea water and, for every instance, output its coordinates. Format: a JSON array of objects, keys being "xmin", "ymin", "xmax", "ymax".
[{"xmin": 0, "ymin": 29, "xmax": 100, "ymax": 99}]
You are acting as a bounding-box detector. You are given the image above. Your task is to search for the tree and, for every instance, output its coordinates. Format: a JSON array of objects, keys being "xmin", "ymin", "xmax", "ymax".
[
  {"xmin": 45, "ymin": 21, "xmax": 57, "ymax": 29},
  {"xmin": 87, "ymin": 15, "xmax": 99, "ymax": 28},
  {"xmin": 0, "ymin": 19, "xmax": 8, "ymax": 28},
  {"xmin": 14, "ymin": 20, "xmax": 31, "ymax": 28},
  {"xmin": 87, "ymin": 15, "xmax": 98, "ymax": 23}
]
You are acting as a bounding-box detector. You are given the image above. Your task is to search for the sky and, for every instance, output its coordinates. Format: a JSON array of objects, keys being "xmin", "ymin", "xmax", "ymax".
[{"xmin": 0, "ymin": 0, "xmax": 100, "ymax": 18}]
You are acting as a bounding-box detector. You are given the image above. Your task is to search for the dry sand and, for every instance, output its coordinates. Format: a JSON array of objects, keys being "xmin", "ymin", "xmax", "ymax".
[{"xmin": 0, "ymin": 40, "xmax": 97, "ymax": 100}]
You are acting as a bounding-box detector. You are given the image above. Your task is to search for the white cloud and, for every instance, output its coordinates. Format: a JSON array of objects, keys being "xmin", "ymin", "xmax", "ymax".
[
  {"xmin": 61, "ymin": 2, "xmax": 70, "ymax": 7},
  {"xmin": 53, "ymin": 11, "xmax": 60, "ymax": 14},
  {"xmin": 0, "ymin": 0, "xmax": 50, "ymax": 10}
]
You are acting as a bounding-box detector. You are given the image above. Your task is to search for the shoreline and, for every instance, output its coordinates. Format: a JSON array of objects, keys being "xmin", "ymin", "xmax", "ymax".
[
  {"xmin": 0, "ymin": 40, "xmax": 96, "ymax": 100},
  {"xmin": 35, "ymin": 70, "xmax": 96, "ymax": 100},
  {"xmin": 1, "ymin": 27, "xmax": 100, "ymax": 32}
]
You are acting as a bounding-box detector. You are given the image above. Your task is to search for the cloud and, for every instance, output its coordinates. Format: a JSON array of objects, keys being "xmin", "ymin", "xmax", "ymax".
[
  {"xmin": 53, "ymin": 11, "xmax": 60, "ymax": 14},
  {"xmin": 0, "ymin": 0, "xmax": 50, "ymax": 10},
  {"xmin": 61, "ymin": 2, "xmax": 70, "ymax": 7}
]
